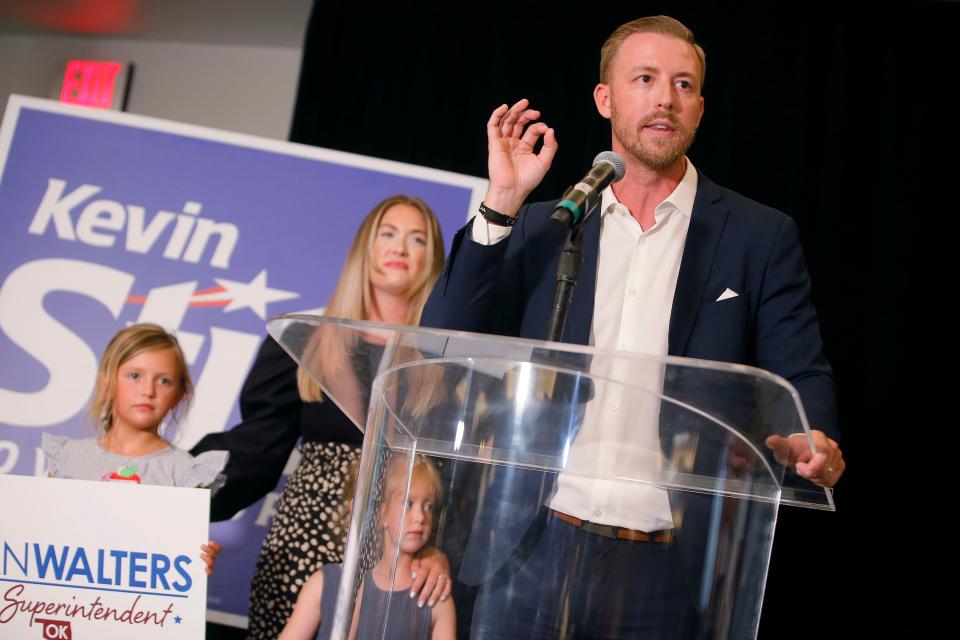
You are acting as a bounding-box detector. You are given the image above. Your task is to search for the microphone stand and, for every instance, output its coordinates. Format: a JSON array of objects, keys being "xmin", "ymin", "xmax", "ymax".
[
  {"xmin": 545, "ymin": 193, "xmax": 596, "ymax": 342},
  {"xmin": 525, "ymin": 193, "xmax": 600, "ymax": 408}
]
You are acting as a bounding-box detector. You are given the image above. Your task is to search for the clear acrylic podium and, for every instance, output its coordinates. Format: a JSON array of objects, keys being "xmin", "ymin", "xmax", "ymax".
[{"xmin": 267, "ymin": 315, "xmax": 834, "ymax": 640}]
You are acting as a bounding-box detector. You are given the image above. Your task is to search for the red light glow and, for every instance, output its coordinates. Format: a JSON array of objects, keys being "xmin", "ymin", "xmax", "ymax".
[{"xmin": 60, "ymin": 60, "xmax": 122, "ymax": 109}]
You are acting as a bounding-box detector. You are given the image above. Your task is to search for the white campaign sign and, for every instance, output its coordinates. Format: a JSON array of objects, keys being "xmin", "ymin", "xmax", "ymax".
[{"xmin": 0, "ymin": 474, "xmax": 209, "ymax": 639}]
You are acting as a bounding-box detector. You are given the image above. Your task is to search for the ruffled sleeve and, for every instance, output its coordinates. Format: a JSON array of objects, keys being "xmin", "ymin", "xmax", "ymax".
[
  {"xmin": 40, "ymin": 432, "xmax": 69, "ymax": 477},
  {"xmin": 177, "ymin": 450, "xmax": 230, "ymax": 494}
]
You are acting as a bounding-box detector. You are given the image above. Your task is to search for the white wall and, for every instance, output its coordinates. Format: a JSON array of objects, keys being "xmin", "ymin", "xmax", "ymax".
[{"xmin": 0, "ymin": 34, "xmax": 302, "ymax": 140}]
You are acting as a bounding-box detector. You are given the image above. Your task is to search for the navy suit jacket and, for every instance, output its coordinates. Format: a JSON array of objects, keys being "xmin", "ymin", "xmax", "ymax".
[
  {"xmin": 423, "ymin": 172, "xmax": 836, "ymax": 433},
  {"xmin": 420, "ymin": 172, "xmax": 837, "ymax": 584}
]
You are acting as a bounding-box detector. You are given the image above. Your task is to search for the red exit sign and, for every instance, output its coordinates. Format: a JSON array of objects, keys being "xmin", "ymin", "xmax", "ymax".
[{"xmin": 59, "ymin": 60, "xmax": 128, "ymax": 110}]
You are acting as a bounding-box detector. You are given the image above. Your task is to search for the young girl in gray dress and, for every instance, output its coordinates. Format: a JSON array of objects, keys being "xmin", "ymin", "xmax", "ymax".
[{"xmin": 41, "ymin": 323, "xmax": 228, "ymax": 574}]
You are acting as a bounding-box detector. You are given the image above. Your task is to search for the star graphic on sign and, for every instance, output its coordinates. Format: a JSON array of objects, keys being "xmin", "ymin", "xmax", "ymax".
[
  {"xmin": 214, "ymin": 269, "xmax": 300, "ymax": 320},
  {"xmin": 174, "ymin": 615, "xmax": 183, "ymax": 624}
]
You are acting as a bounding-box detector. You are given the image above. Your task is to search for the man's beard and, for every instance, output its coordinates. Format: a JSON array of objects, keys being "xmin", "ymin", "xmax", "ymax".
[{"xmin": 612, "ymin": 106, "xmax": 697, "ymax": 170}]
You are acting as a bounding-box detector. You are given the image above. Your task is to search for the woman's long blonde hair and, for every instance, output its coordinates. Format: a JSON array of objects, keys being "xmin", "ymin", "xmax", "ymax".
[{"xmin": 297, "ymin": 195, "xmax": 444, "ymax": 401}]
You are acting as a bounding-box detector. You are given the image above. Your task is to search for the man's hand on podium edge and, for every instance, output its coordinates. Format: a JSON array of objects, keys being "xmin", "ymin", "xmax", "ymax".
[{"xmin": 766, "ymin": 430, "xmax": 845, "ymax": 488}]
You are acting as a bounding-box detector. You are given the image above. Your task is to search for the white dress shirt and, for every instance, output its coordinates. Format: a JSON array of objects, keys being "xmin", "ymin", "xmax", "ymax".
[{"xmin": 473, "ymin": 158, "xmax": 699, "ymax": 531}]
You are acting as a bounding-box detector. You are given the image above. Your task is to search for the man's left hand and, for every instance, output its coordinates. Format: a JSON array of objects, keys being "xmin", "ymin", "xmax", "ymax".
[{"xmin": 765, "ymin": 430, "xmax": 845, "ymax": 487}]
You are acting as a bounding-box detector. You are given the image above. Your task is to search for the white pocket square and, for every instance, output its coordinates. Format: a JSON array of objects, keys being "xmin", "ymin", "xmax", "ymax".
[{"xmin": 716, "ymin": 288, "xmax": 739, "ymax": 302}]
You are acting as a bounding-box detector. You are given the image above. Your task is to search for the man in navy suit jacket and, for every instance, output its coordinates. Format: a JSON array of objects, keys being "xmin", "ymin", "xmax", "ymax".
[{"xmin": 422, "ymin": 15, "xmax": 845, "ymax": 639}]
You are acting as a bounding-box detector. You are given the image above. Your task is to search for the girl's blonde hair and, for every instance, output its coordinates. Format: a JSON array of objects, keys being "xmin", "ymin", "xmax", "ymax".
[
  {"xmin": 383, "ymin": 454, "xmax": 442, "ymax": 505},
  {"xmin": 297, "ymin": 195, "xmax": 445, "ymax": 402},
  {"xmin": 90, "ymin": 323, "xmax": 193, "ymax": 433}
]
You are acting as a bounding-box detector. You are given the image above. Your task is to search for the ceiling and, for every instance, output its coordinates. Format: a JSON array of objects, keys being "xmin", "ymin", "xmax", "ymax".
[{"xmin": 0, "ymin": 0, "xmax": 313, "ymax": 47}]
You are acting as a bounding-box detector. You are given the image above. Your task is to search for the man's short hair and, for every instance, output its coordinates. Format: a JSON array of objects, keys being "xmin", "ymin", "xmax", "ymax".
[{"xmin": 600, "ymin": 15, "xmax": 707, "ymax": 88}]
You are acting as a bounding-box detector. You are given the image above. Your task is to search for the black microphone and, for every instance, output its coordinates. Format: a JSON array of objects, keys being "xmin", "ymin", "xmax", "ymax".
[{"xmin": 550, "ymin": 151, "xmax": 626, "ymax": 227}]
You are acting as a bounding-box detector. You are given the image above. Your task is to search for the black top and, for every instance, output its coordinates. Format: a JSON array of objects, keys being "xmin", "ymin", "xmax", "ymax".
[{"xmin": 190, "ymin": 336, "xmax": 365, "ymax": 521}]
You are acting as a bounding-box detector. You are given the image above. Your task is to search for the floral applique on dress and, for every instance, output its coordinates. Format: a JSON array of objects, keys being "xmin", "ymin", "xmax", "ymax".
[{"xmin": 101, "ymin": 465, "xmax": 142, "ymax": 483}]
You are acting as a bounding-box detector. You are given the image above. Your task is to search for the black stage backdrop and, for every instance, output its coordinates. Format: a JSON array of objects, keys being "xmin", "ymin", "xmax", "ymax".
[{"xmin": 215, "ymin": 1, "xmax": 944, "ymax": 637}]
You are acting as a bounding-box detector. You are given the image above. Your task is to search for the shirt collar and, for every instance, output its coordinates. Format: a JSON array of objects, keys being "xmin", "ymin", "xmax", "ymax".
[{"xmin": 600, "ymin": 157, "xmax": 699, "ymax": 219}]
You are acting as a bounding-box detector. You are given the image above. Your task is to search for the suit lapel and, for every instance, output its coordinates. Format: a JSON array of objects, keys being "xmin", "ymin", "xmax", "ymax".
[{"xmin": 668, "ymin": 173, "xmax": 729, "ymax": 356}]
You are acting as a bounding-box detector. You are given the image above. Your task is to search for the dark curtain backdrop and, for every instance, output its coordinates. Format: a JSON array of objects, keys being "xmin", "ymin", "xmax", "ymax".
[{"xmin": 275, "ymin": 1, "xmax": 939, "ymax": 637}]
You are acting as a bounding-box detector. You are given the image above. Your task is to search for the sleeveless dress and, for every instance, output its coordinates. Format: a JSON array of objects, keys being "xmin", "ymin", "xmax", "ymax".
[{"xmin": 313, "ymin": 565, "xmax": 433, "ymax": 640}]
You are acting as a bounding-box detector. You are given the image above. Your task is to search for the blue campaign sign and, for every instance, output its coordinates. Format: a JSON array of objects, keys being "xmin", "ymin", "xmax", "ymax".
[{"xmin": 0, "ymin": 96, "xmax": 485, "ymax": 626}]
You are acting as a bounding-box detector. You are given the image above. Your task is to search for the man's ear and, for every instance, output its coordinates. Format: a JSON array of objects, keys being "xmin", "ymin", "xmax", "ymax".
[{"xmin": 594, "ymin": 83, "xmax": 612, "ymax": 119}]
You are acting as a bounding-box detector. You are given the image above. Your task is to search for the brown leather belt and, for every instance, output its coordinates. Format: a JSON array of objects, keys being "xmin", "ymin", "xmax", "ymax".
[{"xmin": 553, "ymin": 510, "xmax": 674, "ymax": 543}]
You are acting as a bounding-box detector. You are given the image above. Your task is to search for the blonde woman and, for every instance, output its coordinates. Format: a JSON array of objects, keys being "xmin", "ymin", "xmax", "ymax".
[{"xmin": 191, "ymin": 195, "xmax": 449, "ymax": 639}]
